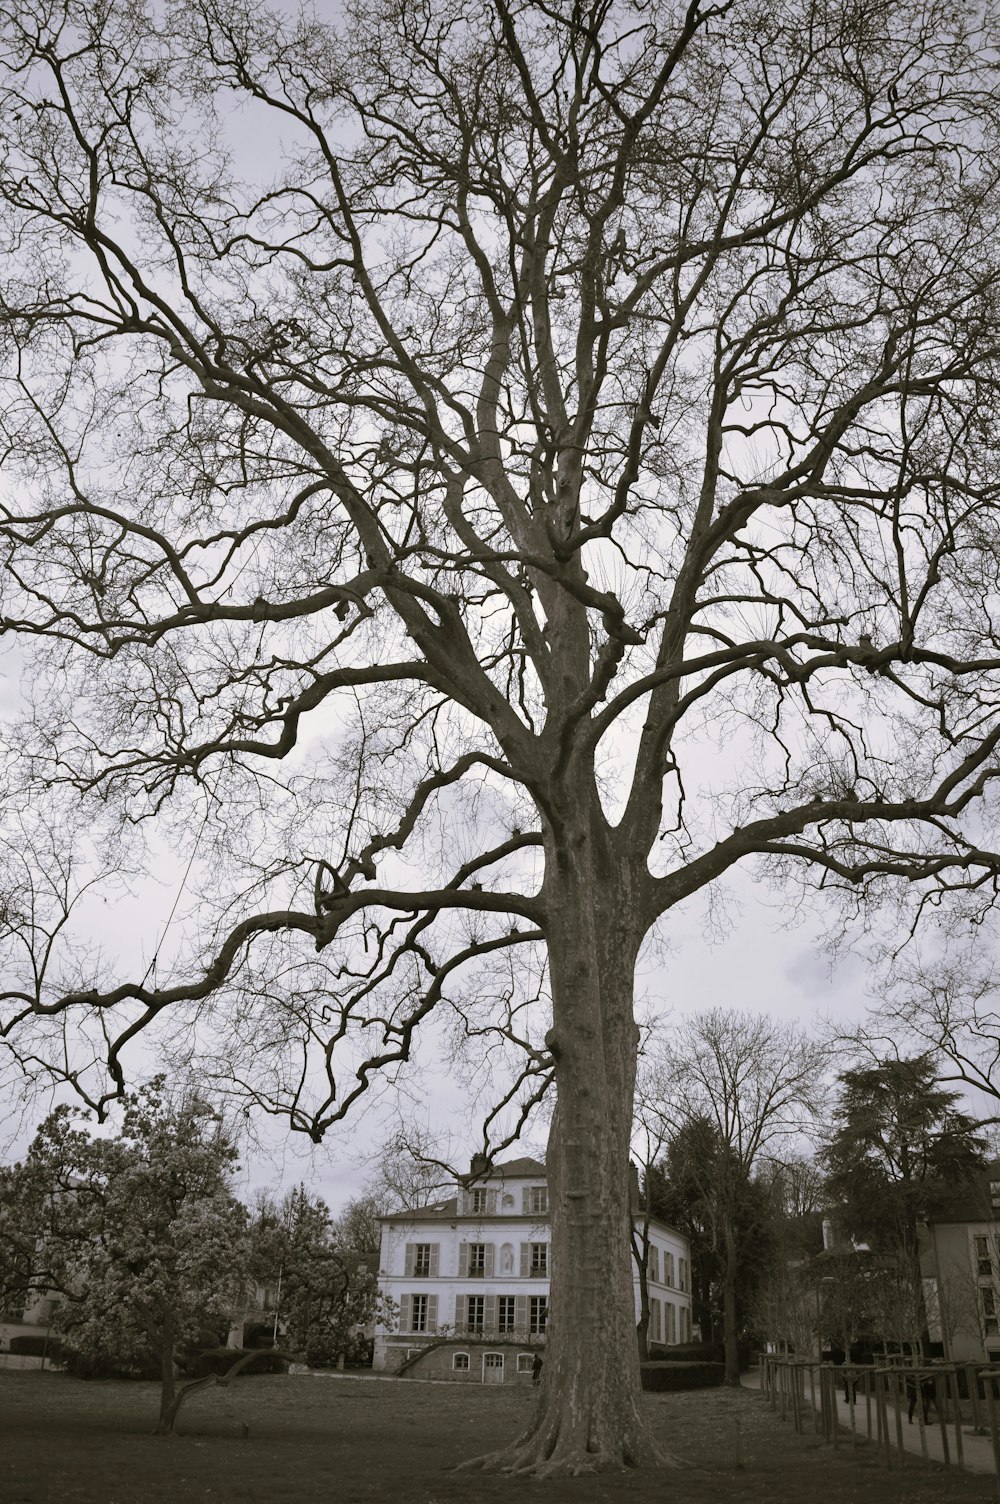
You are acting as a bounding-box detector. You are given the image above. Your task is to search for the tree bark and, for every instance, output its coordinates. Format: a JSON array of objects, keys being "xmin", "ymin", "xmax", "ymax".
[
  {"xmin": 156, "ymin": 1316, "xmax": 176, "ymax": 1436},
  {"xmin": 465, "ymin": 798, "xmax": 678, "ymax": 1476}
]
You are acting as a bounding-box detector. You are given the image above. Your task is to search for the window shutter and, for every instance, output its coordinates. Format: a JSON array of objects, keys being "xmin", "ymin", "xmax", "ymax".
[
  {"xmin": 459, "ymin": 1242, "xmax": 470, "ymax": 1277},
  {"xmin": 427, "ymin": 1295, "xmax": 438, "ymax": 1333},
  {"xmin": 485, "ymin": 1243, "xmax": 495, "ymax": 1277},
  {"xmin": 487, "ymin": 1190, "xmax": 498, "ymax": 1215},
  {"xmin": 484, "ymin": 1294, "xmax": 497, "ymax": 1334},
  {"xmin": 522, "ymin": 1186, "xmax": 530, "ymax": 1214},
  {"xmin": 545, "ymin": 1242, "xmax": 551, "ymax": 1275},
  {"xmin": 514, "ymin": 1294, "xmax": 528, "ymax": 1332},
  {"xmin": 519, "ymin": 1242, "xmax": 529, "ymax": 1277},
  {"xmin": 404, "ymin": 1243, "xmax": 415, "ymax": 1277},
  {"xmin": 429, "ymin": 1243, "xmax": 440, "ymax": 1277},
  {"xmin": 399, "ymin": 1294, "xmax": 412, "ymax": 1333}
]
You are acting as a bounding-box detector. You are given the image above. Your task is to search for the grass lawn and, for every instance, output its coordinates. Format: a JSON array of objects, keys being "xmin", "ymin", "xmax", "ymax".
[{"xmin": 1, "ymin": 1369, "xmax": 994, "ymax": 1504}]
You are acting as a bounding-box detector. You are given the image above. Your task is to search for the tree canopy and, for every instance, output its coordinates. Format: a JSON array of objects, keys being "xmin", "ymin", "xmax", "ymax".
[
  {"xmin": 823, "ymin": 1053, "xmax": 988, "ymax": 1254},
  {"xmin": 2, "ymin": 0, "xmax": 1000, "ymax": 1472}
]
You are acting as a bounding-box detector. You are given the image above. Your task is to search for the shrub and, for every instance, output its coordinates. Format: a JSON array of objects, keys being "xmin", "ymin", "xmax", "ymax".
[
  {"xmin": 648, "ymin": 1340, "xmax": 752, "ymax": 1370},
  {"xmin": 242, "ymin": 1321, "xmax": 277, "ymax": 1350},
  {"xmin": 185, "ymin": 1346, "xmax": 290, "ymax": 1379},
  {"xmin": 640, "ymin": 1361, "xmax": 724, "ymax": 1392}
]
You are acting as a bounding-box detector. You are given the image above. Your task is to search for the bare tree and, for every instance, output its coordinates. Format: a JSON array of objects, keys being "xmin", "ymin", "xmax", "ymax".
[
  {"xmin": 862, "ymin": 946, "xmax": 1000, "ymax": 1113},
  {"xmin": 649, "ymin": 1009, "xmax": 825, "ymax": 1383},
  {"xmin": 2, "ymin": 0, "xmax": 1000, "ymax": 1473}
]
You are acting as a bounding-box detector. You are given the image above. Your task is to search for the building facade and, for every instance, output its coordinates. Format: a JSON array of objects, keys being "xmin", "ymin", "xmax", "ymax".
[
  {"xmin": 924, "ymin": 1164, "xmax": 1000, "ymax": 1364},
  {"xmin": 373, "ymin": 1155, "xmax": 692, "ymax": 1383}
]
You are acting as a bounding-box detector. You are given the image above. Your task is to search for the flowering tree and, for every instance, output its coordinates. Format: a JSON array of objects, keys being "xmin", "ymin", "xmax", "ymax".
[
  {"xmin": 2, "ymin": 0, "xmax": 1000, "ymax": 1472},
  {"xmin": 18, "ymin": 1083, "xmax": 247, "ymax": 1432}
]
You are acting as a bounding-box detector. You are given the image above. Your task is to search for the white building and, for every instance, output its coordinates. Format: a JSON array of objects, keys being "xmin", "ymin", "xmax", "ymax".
[{"xmin": 373, "ymin": 1155, "xmax": 692, "ymax": 1383}]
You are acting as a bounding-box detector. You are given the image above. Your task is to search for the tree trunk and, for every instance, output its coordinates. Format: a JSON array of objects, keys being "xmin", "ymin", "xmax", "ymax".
[
  {"xmin": 634, "ymin": 1225, "xmax": 650, "ymax": 1363},
  {"xmin": 722, "ymin": 1213, "xmax": 740, "ymax": 1386},
  {"xmin": 156, "ymin": 1316, "xmax": 176, "ymax": 1435},
  {"xmin": 465, "ymin": 802, "xmax": 678, "ymax": 1476}
]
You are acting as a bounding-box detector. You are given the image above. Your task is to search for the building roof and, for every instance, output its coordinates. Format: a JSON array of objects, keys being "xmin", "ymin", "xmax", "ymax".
[
  {"xmin": 380, "ymin": 1156, "xmax": 547, "ymax": 1222},
  {"xmin": 470, "ymin": 1155, "xmax": 546, "ymax": 1179}
]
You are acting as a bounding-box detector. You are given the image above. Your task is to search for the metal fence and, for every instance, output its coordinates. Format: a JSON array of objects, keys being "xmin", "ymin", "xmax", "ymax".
[{"xmin": 758, "ymin": 1352, "xmax": 1000, "ymax": 1475}]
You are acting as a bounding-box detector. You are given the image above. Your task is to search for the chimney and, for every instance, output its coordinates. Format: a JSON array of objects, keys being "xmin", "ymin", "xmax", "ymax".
[
  {"xmin": 469, "ymin": 1151, "xmax": 488, "ymax": 1178},
  {"xmin": 629, "ymin": 1161, "xmax": 641, "ymax": 1209}
]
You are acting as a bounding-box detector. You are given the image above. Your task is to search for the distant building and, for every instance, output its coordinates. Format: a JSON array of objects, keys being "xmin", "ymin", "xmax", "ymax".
[
  {"xmin": 373, "ymin": 1155, "xmax": 692, "ymax": 1383},
  {"xmin": 924, "ymin": 1161, "xmax": 1000, "ymax": 1364}
]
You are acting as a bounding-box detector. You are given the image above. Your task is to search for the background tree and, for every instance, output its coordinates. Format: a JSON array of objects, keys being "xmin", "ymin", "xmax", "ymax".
[
  {"xmin": 18, "ymin": 1082, "xmax": 247, "ymax": 1432},
  {"xmin": 822, "ymin": 1052, "xmax": 988, "ymax": 1352},
  {"xmin": 333, "ymin": 1193, "xmax": 385, "ymax": 1265},
  {"xmin": 649, "ymin": 1009, "xmax": 824, "ymax": 1382},
  {"xmin": 862, "ymin": 944, "xmax": 1000, "ymax": 1115},
  {"xmin": 249, "ymin": 1184, "xmax": 388, "ymax": 1366},
  {"xmin": 2, "ymin": 0, "xmax": 1000, "ymax": 1473}
]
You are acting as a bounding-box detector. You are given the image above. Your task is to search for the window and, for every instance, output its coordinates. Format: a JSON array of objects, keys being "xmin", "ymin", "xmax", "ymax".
[
  {"xmin": 516, "ymin": 1353, "xmax": 534, "ymax": 1373},
  {"xmin": 469, "ymin": 1243, "xmax": 487, "ymax": 1275},
  {"xmin": 678, "ymin": 1256, "xmax": 688, "ymax": 1292},
  {"xmin": 664, "ymin": 1252, "xmax": 674, "ymax": 1287},
  {"xmin": 666, "ymin": 1302, "xmax": 676, "ymax": 1345},
  {"xmin": 648, "ymin": 1297, "xmax": 661, "ymax": 1343},
  {"xmin": 498, "ymin": 1295, "xmax": 516, "ymax": 1333},
  {"xmin": 467, "ymin": 1295, "xmax": 485, "ymax": 1332},
  {"xmin": 471, "ymin": 1188, "xmax": 489, "ymax": 1214},
  {"xmin": 413, "ymin": 1243, "xmax": 432, "ymax": 1277},
  {"xmin": 991, "ymin": 1181, "xmax": 1000, "ymax": 1209},
  {"xmin": 411, "ymin": 1294, "xmax": 429, "ymax": 1333},
  {"xmin": 527, "ymin": 1185, "xmax": 548, "ymax": 1214},
  {"xmin": 453, "ymin": 1352, "xmax": 470, "ymax": 1371},
  {"xmin": 530, "ymin": 1242, "xmax": 548, "ymax": 1276},
  {"xmin": 647, "ymin": 1246, "xmax": 659, "ymax": 1284},
  {"xmin": 983, "ymin": 1287, "xmax": 999, "ymax": 1336},
  {"xmin": 529, "ymin": 1296, "xmax": 548, "ymax": 1334},
  {"xmin": 975, "ymin": 1234, "xmax": 993, "ymax": 1279}
]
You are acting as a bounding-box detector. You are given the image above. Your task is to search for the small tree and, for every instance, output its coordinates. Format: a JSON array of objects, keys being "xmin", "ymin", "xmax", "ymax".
[{"xmin": 18, "ymin": 1082, "xmax": 247, "ymax": 1432}]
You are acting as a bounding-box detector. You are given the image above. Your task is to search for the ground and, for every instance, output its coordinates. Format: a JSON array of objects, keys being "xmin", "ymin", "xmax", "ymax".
[{"xmin": 0, "ymin": 1370, "xmax": 992, "ymax": 1504}]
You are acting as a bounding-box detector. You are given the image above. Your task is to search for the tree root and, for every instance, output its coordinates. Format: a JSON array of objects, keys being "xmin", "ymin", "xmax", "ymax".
[{"xmin": 455, "ymin": 1413, "xmax": 688, "ymax": 1476}]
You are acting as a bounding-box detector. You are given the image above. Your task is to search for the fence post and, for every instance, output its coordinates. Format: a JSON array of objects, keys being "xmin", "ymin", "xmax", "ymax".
[
  {"xmin": 865, "ymin": 1367, "xmax": 873, "ymax": 1443},
  {"xmin": 934, "ymin": 1371, "xmax": 950, "ymax": 1468},
  {"xmin": 985, "ymin": 1370, "xmax": 1000, "ymax": 1483},
  {"xmin": 968, "ymin": 1363, "xmax": 984, "ymax": 1434},
  {"xmin": 949, "ymin": 1369, "xmax": 964, "ymax": 1473},
  {"xmin": 876, "ymin": 1369, "xmax": 892, "ymax": 1470},
  {"xmin": 890, "ymin": 1368, "xmax": 905, "ymax": 1466}
]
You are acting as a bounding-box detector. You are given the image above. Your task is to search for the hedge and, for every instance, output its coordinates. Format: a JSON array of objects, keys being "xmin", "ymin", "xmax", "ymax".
[
  {"xmin": 640, "ymin": 1361, "xmax": 724, "ymax": 1392},
  {"xmin": 9, "ymin": 1334, "xmax": 63, "ymax": 1360},
  {"xmin": 185, "ymin": 1346, "xmax": 290, "ymax": 1379}
]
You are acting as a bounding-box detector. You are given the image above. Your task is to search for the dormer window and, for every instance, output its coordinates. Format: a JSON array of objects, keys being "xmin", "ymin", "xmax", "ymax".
[{"xmin": 527, "ymin": 1185, "xmax": 548, "ymax": 1215}]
